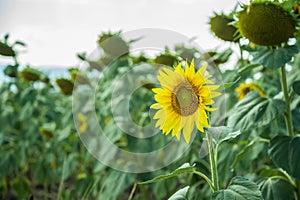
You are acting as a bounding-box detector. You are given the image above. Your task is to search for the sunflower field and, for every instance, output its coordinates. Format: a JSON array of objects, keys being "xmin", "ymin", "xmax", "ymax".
[{"xmin": 1, "ymin": 0, "xmax": 300, "ymax": 199}]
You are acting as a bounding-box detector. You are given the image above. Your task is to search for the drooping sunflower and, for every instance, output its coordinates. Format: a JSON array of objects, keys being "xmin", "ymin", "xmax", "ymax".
[
  {"xmin": 56, "ymin": 78, "xmax": 74, "ymax": 95},
  {"xmin": 39, "ymin": 128, "xmax": 54, "ymax": 138},
  {"xmin": 237, "ymin": 2, "xmax": 296, "ymax": 46},
  {"xmin": 235, "ymin": 82, "xmax": 265, "ymax": 100},
  {"xmin": 21, "ymin": 67, "xmax": 41, "ymax": 82},
  {"xmin": 151, "ymin": 60, "xmax": 220, "ymax": 143},
  {"xmin": 210, "ymin": 14, "xmax": 240, "ymax": 42}
]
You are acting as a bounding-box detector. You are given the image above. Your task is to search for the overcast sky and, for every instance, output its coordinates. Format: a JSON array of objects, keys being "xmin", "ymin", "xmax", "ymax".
[{"xmin": 0, "ymin": 0, "xmax": 247, "ymax": 68}]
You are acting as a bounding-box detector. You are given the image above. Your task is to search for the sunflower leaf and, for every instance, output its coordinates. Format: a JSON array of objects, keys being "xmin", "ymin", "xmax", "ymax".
[
  {"xmin": 14, "ymin": 40, "xmax": 26, "ymax": 47},
  {"xmin": 0, "ymin": 41, "xmax": 16, "ymax": 57},
  {"xmin": 252, "ymin": 45, "xmax": 298, "ymax": 70},
  {"xmin": 206, "ymin": 126, "xmax": 241, "ymax": 144},
  {"xmin": 238, "ymin": 63, "xmax": 262, "ymax": 74},
  {"xmin": 138, "ymin": 163, "xmax": 195, "ymax": 184},
  {"xmin": 258, "ymin": 178, "xmax": 294, "ymax": 200},
  {"xmin": 168, "ymin": 186, "xmax": 190, "ymax": 200},
  {"xmin": 268, "ymin": 136, "xmax": 300, "ymax": 181},
  {"xmin": 212, "ymin": 176, "xmax": 263, "ymax": 200},
  {"xmin": 228, "ymin": 91, "xmax": 286, "ymax": 131},
  {"xmin": 222, "ymin": 77, "xmax": 241, "ymax": 90}
]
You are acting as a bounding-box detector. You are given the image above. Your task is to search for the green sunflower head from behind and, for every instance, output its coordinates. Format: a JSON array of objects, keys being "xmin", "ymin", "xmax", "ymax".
[
  {"xmin": 210, "ymin": 13, "xmax": 240, "ymax": 42},
  {"xmin": 56, "ymin": 78, "xmax": 74, "ymax": 95},
  {"xmin": 237, "ymin": 1, "xmax": 297, "ymax": 46},
  {"xmin": 97, "ymin": 31, "xmax": 129, "ymax": 57},
  {"xmin": 20, "ymin": 67, "xmax": 41, "ymax": 82}
]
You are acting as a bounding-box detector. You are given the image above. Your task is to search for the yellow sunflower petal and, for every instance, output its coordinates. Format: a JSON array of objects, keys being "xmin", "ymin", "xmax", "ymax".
[
  {"xmin": 175, "ymin": 62, "xmax": 184, "ymax": 74},
  {"xmin": 185, "ymin": 60, "xmax": 195, "ymax": 77},
  {"xmin": 153, "ymin": 109, "xmax": 165, "ymax": 120},
  {"xmin": 152, "ymin": 88, "xmax": 164, "ymax": 94},
  {"xmin": 182, "ymin": 116, "xmax": 194, "ymax": 143},
  {"xmin": 198, "ymin": 64, "xmax": 207, "ymax": 76},
  {"xmin": 195, "ymin": 111, "xmax": 205, "ymax": 132},
  {"xmin": 175, "ymin": 131, "xmax": 181, "ymax": 140},
  {"xmin": 150, "ymin": 103, "xmax": 162, "ymax": 109},
  {"xmin": 171, "ymin": 117, "xmax": 181, "ymax": 137}
]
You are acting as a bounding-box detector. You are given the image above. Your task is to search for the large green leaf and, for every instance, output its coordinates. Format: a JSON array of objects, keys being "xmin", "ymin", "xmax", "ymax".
[
  {"xmin": 139, "ymin": 163, "xmax": 195, "ymax": 184},
  {"xmin": 217, "ymin": 143, "xmax": 241, "ymax": 188},
  {"xmin": 252, "ymin": 45, "xmax": 298, "ymax": 70},
  {"xmin": 228, "ymin": 92, "xmax": 286, "ymax": 131},
  {"xmin": 168, "ymin": 186, "xmax": 189, "ymax": 200},
  {"xmin": 258, "ymin": 178, "xmax": 294, "ymax": 200},
  {"xmin": 212, "ymin": 176, "xmax": 263, "ymax": 200},
  {"xmin": 268, "ymin": 136, "xmax": 300, "ymax": 180}
]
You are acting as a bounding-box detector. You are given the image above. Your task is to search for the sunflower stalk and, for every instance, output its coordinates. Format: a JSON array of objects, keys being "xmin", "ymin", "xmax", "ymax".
[
  {"xmin": 238, "ymin": 42, "xmax": 244, "ymax": 64},
  {"xmin": 280, "ymin": 65, "xmax": 294, "ymax": 137},
  {"xmin": 206, "ymin": 131, "xmax": 219, "ymax": 192}
]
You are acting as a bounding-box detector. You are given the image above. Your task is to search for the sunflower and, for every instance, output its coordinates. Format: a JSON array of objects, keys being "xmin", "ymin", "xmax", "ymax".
[
  {"xmin": 21, "ymin": 67, "xmax": 41, "ymax": 82},
  {"xmin": 56, "ymin": 78, "xmax": 74, "ymax": 95},
  {"xmin": 150, "ymin": 60, "xmax": 220, "ymax": 143},
  {"xmin": 238, "ymin": 2, "xmax": 296, "ymax": 46},
  {"xmin": 210, "ymin": 14, "xmax": 240, "ymax": 42},
  {"xmin": 39, "ymin": 128, "xmax": 53, "ymax": 138},
  {"xmin": 235, "ymin": 82, "xmax": 265, "ymax": 100}
]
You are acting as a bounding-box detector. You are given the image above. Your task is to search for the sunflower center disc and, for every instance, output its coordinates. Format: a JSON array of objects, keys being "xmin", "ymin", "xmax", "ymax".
[{"xmin": 172, "ymin": 83, "xmax": 199, "ymax": 116}]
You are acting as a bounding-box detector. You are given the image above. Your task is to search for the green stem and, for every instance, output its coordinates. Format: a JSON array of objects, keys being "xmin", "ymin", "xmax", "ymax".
[
  {"xmin": 206, "ymin": 132, "xmax": 219, "ymax": 191},
  {"xmin": 57, "ymin": 156, "xmax": 66, "ymax": 200},
  {"xmin": 128, "ymin": 182, "xmax": 137, "ymax": 200},
  {"xmin": 280, "ymin": 65, "xmax": 294, "ymax": 137},
  {"xmin": 258, "ymin": 137, "xmax": 270, "ymax": 143},
  {"xmin": 238, "ymin": 42, "xmax": 244, "ymax": 62},
  {"xmin": 193, "ymin": 171, "xmax": 215, "ymax": 192}
]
